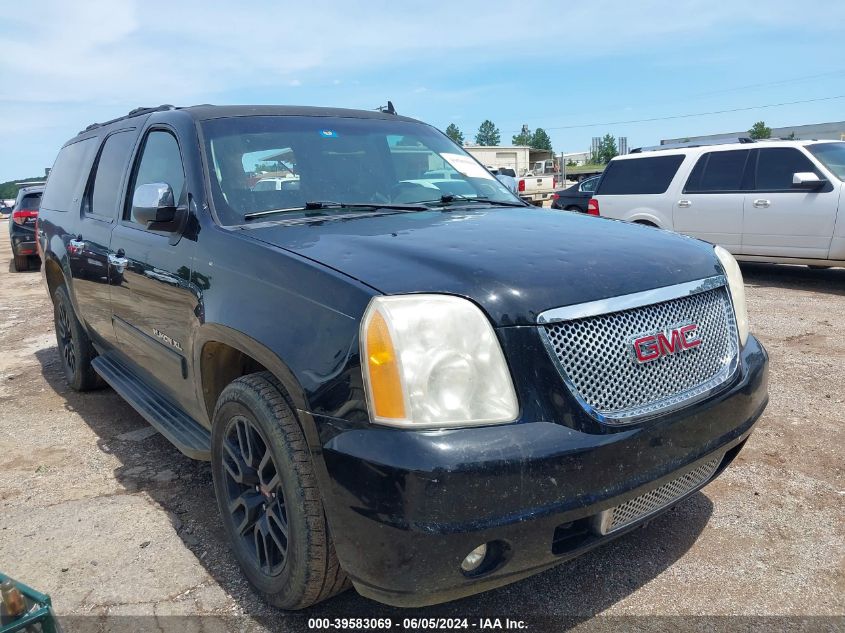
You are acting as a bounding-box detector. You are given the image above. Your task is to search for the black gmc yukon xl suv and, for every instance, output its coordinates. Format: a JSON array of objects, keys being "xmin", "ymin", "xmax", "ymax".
[{"xmin": 38, "ymin": 104, "xmax": 769, "ymax": 609}]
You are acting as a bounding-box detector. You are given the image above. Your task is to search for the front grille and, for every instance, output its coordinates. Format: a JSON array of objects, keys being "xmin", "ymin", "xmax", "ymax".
[
  {"xmin": 592, "ymin": 454, "xmax": 723, "ymax": 535},
  {"xmin": 541, "ymin": 286, "xmax": 738, "ymax": 422}
]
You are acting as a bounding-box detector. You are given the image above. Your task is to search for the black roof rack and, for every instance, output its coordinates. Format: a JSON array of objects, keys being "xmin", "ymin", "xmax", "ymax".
[
  {"xmin": 79, "ymin": 104, "xmax": 177, "ymax": 135},
  {"xmin": 630, "ymin": 136, "xmax": 755, "ymax": 153}
]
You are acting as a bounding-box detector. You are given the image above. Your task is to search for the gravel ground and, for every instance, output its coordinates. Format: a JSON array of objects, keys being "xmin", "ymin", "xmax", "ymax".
[{"xmin": 0, "ymin": 225, "xmax": 842, "ymax": 632}]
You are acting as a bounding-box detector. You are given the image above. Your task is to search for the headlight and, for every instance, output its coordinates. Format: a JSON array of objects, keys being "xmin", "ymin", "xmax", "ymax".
[
  {"xmin": 714, "ymin": 245, "xmax": 749, "ymax": 346},
  {"xmin": 360, "ymin": 294, "xmax": 519, "ymax": 428}
]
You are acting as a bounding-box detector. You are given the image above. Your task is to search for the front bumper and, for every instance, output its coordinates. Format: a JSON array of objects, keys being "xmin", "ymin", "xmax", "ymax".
[{"xmin": 314, "ymin": 335, "xmax": 768, "ymax": 607}]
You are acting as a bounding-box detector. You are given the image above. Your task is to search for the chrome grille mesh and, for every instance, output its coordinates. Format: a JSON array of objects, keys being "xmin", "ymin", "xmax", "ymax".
[
  {"xmin": 541, "ymin": 287, "xmax": 738, "ymax": 422},
  {"xmin": 595, "ymin": 455, "xmax": 722, "ymax": 535}
]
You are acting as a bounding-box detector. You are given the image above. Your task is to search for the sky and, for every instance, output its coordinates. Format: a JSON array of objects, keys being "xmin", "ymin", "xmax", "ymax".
[{"xmin": 1, "ymin": 0, "xmax": 844, "ymax": 181}]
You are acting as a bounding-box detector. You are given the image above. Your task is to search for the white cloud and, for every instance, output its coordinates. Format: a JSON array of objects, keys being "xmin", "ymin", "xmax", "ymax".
[{"xmin": 0, "ymin": 0, "xmax": 843, "ymax": 178}]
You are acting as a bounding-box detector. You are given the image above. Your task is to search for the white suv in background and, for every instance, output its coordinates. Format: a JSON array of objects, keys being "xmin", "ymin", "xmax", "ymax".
[{"xmin": 590, "ymin": 140, "xmax": 845, "ymax": 267}]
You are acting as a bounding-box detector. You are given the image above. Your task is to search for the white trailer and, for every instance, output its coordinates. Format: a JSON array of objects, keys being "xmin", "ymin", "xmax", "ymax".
[{"xmin": 464, "ymin": 145, "xmax": 532, "ymax": 176}]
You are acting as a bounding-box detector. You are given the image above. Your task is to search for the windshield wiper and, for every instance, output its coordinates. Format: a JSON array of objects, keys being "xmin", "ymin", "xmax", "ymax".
[
  {"xmin": 243, "ymin": 201, "xmax": 428, "ymax": 220},
  {"xmin": 433, "ymin": 194, "xmax": 530, "ymax": 207}
]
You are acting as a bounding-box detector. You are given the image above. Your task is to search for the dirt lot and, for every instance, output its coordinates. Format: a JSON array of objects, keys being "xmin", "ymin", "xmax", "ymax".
[{"xmin": 0, "ymin": 224, "xmax": 843, "ymax": 631}]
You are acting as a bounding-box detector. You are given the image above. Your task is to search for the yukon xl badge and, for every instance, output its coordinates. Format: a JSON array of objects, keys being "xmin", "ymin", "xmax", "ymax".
[
  {"xmin": 630, "ymin": 322, "xmax": 701, "ymax": 364},
  {"xmin": 153, "ymin": 328, "xmax": 184, "ymax": 352}
]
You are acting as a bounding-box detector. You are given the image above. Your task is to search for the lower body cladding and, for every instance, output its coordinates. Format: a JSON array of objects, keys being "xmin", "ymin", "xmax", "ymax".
[{"xmin": 313, "ymin": 336, "xmax": 768, "ymax": 607}]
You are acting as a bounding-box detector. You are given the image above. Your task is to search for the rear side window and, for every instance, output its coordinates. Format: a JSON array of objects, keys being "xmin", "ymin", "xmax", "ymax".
[
  {"xmin": 596, "ymin": 155, "xmax": 684, "ymax": 195},
  {"xmin": 85, "ymin": 130, "xmax": 136, "ymax": 218},
  {"xmin": 684, "ymin": 149, "xmax": 750, "ymax": 193},
  {"xmin": 17, "ymin": 193, "xmax": 42, "ymax": 211},
  {"xmin": 754, "ymin": 148, "xmax": 821, "ymax": 191},
  {"xmin": 41, "ymin": 137, "xmax": 97, "ymax": 211},
  {"xmin": 580, "ymin": 177, "xmax": 598, "ymax": 193}
]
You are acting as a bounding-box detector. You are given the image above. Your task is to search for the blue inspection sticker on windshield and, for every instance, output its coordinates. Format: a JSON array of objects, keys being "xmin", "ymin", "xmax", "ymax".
[{"xmin": 319, "ymin": 129, "xmax": 338, "ymax": 138}]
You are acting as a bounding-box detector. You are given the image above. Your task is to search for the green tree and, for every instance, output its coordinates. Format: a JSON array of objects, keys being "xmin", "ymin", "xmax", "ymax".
[
  {"xmin": 530, "ymin": 128, "xmax": 553, "ymax": 152},
  {"xmin": 0, "ymin": 177, "xmax": 45, "ymax": 200},
  {"xmin": 444, "ymin": 123, "xmax": 464, "ymax": 145},
  {"xmin": 593, "ymin": 133, "xmax": 618, "ymax": 164},
  {"xmin": 512, "ymin": 124, "xmax": 532, "ymax": 146},
  {"xmin": 748, "ymin": 121, "xmax": 772, "ymax": 140},
  {"xmin": 475, "ymin": 120, "xmax": 501, "ymax": 146}
]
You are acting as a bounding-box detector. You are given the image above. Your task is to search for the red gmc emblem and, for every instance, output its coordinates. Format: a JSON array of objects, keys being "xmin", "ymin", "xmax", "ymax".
[{"xmin": 631, "ymin": 323, "xmax": 702, "ymax": 363}]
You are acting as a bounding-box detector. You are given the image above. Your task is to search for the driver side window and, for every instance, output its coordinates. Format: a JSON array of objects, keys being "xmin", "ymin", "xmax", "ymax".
[{"xmin": 126, "ymin": 130, "xmax": 185, "ymax": 223}]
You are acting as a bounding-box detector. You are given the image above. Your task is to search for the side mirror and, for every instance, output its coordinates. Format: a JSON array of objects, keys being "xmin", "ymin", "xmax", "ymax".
[
  {"xmin": 131, "ymin": 183, "xmax": 182, "ymax": 230},
  {"xmin": 791, "ymin": 172, "xmax": 826, "ymax": 190}
]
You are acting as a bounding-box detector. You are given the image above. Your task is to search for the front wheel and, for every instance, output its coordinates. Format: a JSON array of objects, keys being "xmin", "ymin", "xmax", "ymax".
[{"xmin": 211, "ymin": 372, "xmax": 349, "ymax": 609}]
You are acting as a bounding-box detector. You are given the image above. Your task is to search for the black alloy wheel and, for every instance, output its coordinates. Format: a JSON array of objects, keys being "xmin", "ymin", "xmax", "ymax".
[
  {"xmin": 51, "ymin": 284, "xmax": 101, "ymax": 391},
  {"xmin": 222, "ymin": 415, "xmax": 290, "ymax": 575},
  {"xmin": 211, "ymin": 371, "xmax": 349, "ymax": 609},
  {"xmin": 56, "ymin": 300, "xmax": 76, "ymax": 376}
]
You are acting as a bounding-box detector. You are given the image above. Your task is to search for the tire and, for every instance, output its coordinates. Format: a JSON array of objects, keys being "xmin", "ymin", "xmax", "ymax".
[
  {"xmin": 808, "ymin": 265, "xmax": 830, "ymax": 270},
  {"xmin": 52, "ymin": 284, "xmax": 102, "ymax": 391},
  {"xmin": 633, "ymin": 220, "xmax": 657, "ymax": 227},
  {"xmin": 564, "ymin": 205, "xmax": 583, "ymax": 213},
  {"xmin": 13, "ymin": 253, "xmax": 29, "ymax": 272},
  {"xmin": 211, "ymin": 371, "xmax": 349, "ymax": 609}
]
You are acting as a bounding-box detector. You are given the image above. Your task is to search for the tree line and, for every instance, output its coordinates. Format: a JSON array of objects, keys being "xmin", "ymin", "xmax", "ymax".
[
  {"xmin": 0, "ymin": 177, "xmax": 45, "ymax": 200},
  {"xmin": 444, "ymin": 121, "xmax": 553, "ymax": 152}
]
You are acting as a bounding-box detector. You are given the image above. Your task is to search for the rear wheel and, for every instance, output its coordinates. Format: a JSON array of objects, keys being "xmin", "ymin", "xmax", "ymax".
[
  {"xmin": 13, "ymin": 253, "xmax": 29, "ymax": 272},
  {"xmin": 52, "ymin": 284, "xmax": 101, "ymax": 391},
  {"xmin": 564, "ymin": 205, "xmax": 583, "ymax": 213},
  {"xmin": 211, "ymin": 371, "xmax": 349, "ymax": 609}
]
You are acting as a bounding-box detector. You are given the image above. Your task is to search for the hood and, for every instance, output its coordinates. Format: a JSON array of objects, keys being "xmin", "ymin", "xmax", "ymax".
[{"xmin": 243, "ymin": 207, "xmax": 723, "ymax": 326}]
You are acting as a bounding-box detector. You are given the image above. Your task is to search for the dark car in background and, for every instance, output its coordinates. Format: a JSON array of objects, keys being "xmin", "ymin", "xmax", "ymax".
[
  {"xmin": 550, "ymin": 174, "xmax": 600, "ymax": 212},
  {"xmin": 8, "ymin": 185, "xmax": 44, "ymax": 271}
]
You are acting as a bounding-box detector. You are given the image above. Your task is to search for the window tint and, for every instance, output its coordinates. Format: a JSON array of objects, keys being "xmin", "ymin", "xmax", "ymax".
[
  {"xmin": 127, "ymin": 131, "xmax": 185, "ymax": 222},
  {"xmin": 87, "ymin": 131, "xmax": 136, "ymax": 218},
  {"xmin": 596, "ymin": 155, "xmax": 684, "ymax": 195},
  {"xmin": 754, "ymin": 148, "xmax": 820, "ymax": 191},
  {"xmin": 807, "ymin": 142, "xmax": 845, "ymax": 180},
  {"xmin": 41, "ymin": 137, "xmax": 97, "ymax": 211},
  {"xmin": 580, "ymin": 177, "xmax": 598, "ymax": 193},
  {"xmin": 18, "ymin": 193, "xmax": 42, "ymax": 211},
  {"xmin": 684, "ymin": 150, "xmax": 749, "ymax": 193}
]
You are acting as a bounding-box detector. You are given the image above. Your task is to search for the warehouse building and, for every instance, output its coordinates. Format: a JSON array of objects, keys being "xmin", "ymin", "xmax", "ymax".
[{"xmin": 661, "ymin": 120, "xmax": 845, "ymax": 145}]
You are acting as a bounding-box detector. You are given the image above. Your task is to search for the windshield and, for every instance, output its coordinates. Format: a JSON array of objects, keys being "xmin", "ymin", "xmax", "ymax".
[
  {"xmin": 200, "ymin": 116, "xmax": 522, "ymax": 225},
  {"xmin": 806, "ymin": 142, "xmax": 845, "ymax": 181}
]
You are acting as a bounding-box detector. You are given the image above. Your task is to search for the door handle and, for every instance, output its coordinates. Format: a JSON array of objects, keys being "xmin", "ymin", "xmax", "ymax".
[
  {"xmin": 752, "ymin": 199, "xmax": 771, "ymax": 208},
  {"xmin": 677, "ymin": 199, "xmax": 692, "ymax": 208}
]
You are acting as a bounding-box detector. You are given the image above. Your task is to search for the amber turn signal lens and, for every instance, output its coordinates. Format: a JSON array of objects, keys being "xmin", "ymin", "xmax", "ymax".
[{"xmin": 365, "ymin": 311, "xmax": 406, "ymax": 419}]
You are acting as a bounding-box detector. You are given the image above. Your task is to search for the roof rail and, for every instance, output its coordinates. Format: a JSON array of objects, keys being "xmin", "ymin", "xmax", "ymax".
[
  {"xmin": 630, "ymin": 137, "xmax": 755, "ymax": 153},
  {"xmin": 79, "ymin": 104, "xmax": 177, "ymax": 135}
]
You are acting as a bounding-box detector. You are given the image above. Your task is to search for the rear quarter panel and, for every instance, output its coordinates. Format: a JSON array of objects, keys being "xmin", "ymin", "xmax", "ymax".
[{"xmin": 594, "ymin": 156, "xmax": 692, "ymax": 229}]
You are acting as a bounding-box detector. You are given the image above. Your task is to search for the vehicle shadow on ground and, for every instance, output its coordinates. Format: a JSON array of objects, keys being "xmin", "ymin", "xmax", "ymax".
[
  {"xmin": 35, "ymin": 346, "xmax": 713, "ymax": 626},
  {"xmin": 740, "ymin": 262, "xmax": 845, "ymax": 297}
]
